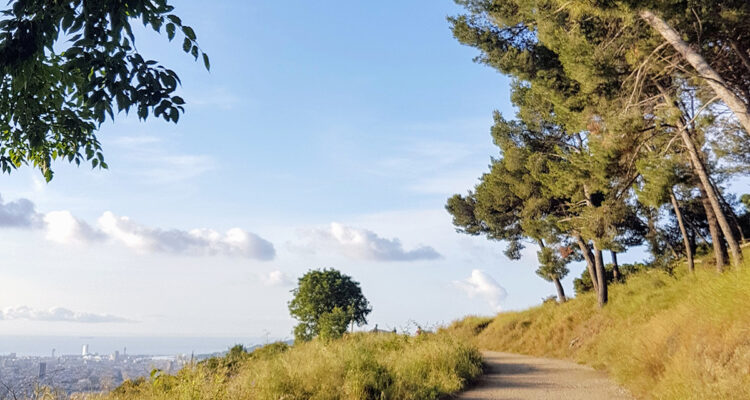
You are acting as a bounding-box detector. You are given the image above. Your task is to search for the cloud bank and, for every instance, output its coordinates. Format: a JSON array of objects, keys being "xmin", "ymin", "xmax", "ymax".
[
  {"xmin": 260, "ymin": 270, "xmax": 294, "ymax": 287},
  {"xmin": 0, "ymin": 306, "xmax": 133, "ymax": 323},
  {"xmin": 454, "ymin": 270, "xmax": 507, "ymax": 311},
  {"xmin": 300, "ymin": 223, "xmax": 441, "ymax": 262},
  {"xmin": 44, "ymin": 210, "xmax": 105, "ymax": 244},
  {"xmin": 97, "ymin": 212, "xmax": 275, "ymax": 260},
  {"xmin": 0, "ymin": 194, "xmax": 42, "ymax": 228},
  {"xmin": 0, "ymin": 194, "xmax": 275, "ymax": 260}
]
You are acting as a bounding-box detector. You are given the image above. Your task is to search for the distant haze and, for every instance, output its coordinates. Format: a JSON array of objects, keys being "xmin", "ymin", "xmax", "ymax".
[{"xmin": 0, "ymin": 336, "xmax": 267, "ymax": 357}]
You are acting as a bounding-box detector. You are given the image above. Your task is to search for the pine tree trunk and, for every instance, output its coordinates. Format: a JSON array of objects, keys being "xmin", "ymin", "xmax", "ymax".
[
  {"xmin": 553, "ymin": 277, "xmax": 567, "ymax": 303},
  {"xmin": 710, "ymin": 179, "xmax": 747, "ymax": 243},
  {"xmin": 593, "ymin": 244, "xmax": 608, "ymax": 307},
  {"xmin": 610, "ymin": 251, "xmax": 621, "ymax": 281},
  {"xmin": 679, "ymin": 125, "xmax": 744, "ymax": 267},
  {"xmin": 645, "ymin": 209, "xmax": 662, "ymax": 259},
  {"xmin": 698, "ymin": 181, "xmax": 727, "ymax": 271},
  {"xmin": 730, "ymin": 40, "xmax": 750, "ymax": 77},
  {"xmin": 640, "ymin": 10, "xmax": 750, "ymax": 135},
  {"xmin": 669, "ymin": 189, "xmax": 695, "ymax": 274},
  {"xmin": 575, "ymin": 234, "xmax": 599, "ymax": 294},
  {"xmin": 660, "ymin": 90, "xmax": 745, "ymax": 268}
]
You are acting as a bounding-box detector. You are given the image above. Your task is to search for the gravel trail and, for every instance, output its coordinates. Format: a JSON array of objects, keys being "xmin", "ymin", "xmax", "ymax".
[{"xmin": 455, "ymin": 351, "xmax": 634, "ymax": 400}]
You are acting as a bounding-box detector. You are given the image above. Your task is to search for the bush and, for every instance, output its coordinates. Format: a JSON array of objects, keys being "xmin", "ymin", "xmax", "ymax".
[{"xmin": 573, "ymin": 262, "xmax": 649, "ymax": 295}]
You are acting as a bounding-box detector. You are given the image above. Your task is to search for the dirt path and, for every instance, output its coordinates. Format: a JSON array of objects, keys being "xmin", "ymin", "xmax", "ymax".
[{"xmin": 455, "ymin": 351, "xmax": 633, "ymax": 400}]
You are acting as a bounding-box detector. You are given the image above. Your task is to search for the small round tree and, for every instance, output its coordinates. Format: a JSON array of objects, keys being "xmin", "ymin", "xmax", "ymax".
[{"xmin": 288, "ymin": 268, "xmax": 371, "ymax": 342}]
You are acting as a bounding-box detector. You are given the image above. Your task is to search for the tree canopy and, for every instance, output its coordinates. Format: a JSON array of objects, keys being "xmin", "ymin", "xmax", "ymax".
[
  {"xmin": 288, "ymin": 268, "xmax": 372, "ymax": 342},
  {"xmin": 448, "ymin": 0, "xmax": 750, "ymax": 307},
  {"xmin": 0, "ymin": 0, "xmax": 208, "ymax": 181}
]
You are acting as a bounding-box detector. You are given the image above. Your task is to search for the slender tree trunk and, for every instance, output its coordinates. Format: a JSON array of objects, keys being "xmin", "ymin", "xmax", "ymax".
[
  {"xmin": 689, "ymin": 229, "xmax": 696, "ymax": 257},
  {"xmin": 684, "ymin": 217, "xmax": 710, "ymax": 244},
  {"xmin": 710, "ymin": 179, "xmax": 747, "ymax": 243},
  {"xmin": 730, "ymin": 40, "xmax": 750, "ymax": 76},
  {"xmin": 610, "ymin": 251, "xmax": 621, "ymax": 281},
  {"xmin": 575, "ymin": 234, "xmax": 599, "ymax": 294},
  {"xmin": 681, "ymin": 126, "xmax": 743, "ymax": 267},
  {"xmin": 666, "ymin": 242, "xmax": 680, "ymax": 259},
  {"xmin": 661, "ymin": 91, "xmax": 745, "ymax": 268},
  {"xmin": 645, "ymin": 209, "xmax": 662, "ymax": 259},
  {"xmin": 699, "ymin": 182, "xmax": 728, "ymax": 271},
  {"xmin": 537, "ymin": 239, "xmax": 567, "ymax": 303},
  {"xmin": 593, "ymin": 244, "xmax": 608, "ymax": 307},
  {"xmin": 553, "ymin": 277, "xmax": 567, "ymax": 303},
  {"xmin": 669, "ymin": 188, "xmax": 695, "ymax": 274},
  {"xmin": 640, "ymin": 10, "xmax": 750, "ymax": 134}
]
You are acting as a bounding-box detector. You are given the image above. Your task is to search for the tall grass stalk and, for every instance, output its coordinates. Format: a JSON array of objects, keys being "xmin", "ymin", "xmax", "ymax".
[
  {"xmin": 445, "ymin": 248, "xmax": 750, "ymax": 399},
  {"xmin": 91, "ymin": 332, "xmax": 482, "ymax": 400}
]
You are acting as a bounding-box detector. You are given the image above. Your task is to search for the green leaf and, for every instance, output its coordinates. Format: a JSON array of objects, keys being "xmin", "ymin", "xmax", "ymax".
[
  {"xmin": 167, "ymin": 15, "xmax": 182, "ymax": 26},
  {"xmin": 166, "ymin": 23, "xmax": 176, "ymax": 41},
  {"xmin": 182, "ymin": 26, "xmax": 196, "ymax": 41},
  {"xmin": 202, "ymin": 53, "xmax": 210, "ymax": 71},
  {"xmin": 182, "ymin": 38, "xmax": 191, "ymax": 52},
  {"xmin": 169, "ymin": 107, "xmax": 179, "ymax": 123}
]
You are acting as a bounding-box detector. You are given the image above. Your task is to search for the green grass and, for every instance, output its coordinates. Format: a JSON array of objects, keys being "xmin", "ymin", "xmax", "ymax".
[
  {"xmin": 443, "ymin": 247, "xmax": 750, "ymax": 399},
  {"xmin": 93, "ymin": 332, "xmax": 482, "ymax": 400}
]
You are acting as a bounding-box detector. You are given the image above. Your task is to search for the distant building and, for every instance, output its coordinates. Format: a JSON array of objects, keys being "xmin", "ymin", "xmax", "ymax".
[
  {"xmin": 82, "ymin": 344, "xmax": 89, "ymax": 357},
  {"xmin": 38, "ymin": 362, "xmax": 46, "ymax": 378}
]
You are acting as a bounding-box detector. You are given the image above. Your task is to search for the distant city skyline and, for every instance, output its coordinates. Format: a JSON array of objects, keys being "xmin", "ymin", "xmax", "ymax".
[{"xmin": 0, "ymin": 336, "xmax": 268, "ymax": 357}]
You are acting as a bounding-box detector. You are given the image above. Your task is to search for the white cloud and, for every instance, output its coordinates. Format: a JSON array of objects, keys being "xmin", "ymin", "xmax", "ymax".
[
  {"xmin": 109, "ymin": 135, "xmax": 216, "ymax": 184},
  {"xmin": 144, "ymin": 154, "xmax": 215, "ymax": 184},
  {"xmin": 97, "ymin": 211, "xmax": 275, "ymax": 260},
  {"xmin": 454, "ymin": 270, "xmax": 507, "ymax": 311},
  {"xmin": 0, "ymin": 306, "xmax": 133, "ymax": 323},
  {"xmin": 0, "ymin": 193, "xmax": 275, "ymax": 260},
  {"xmin": 44, "ymin": 210, "xmax": 104, "ymax": 244},
  {"xmin": 299, "ymin": 222, "xmax": 441, "ymax": 262},
  {"xmin": 260, "ymin": 270, "xmax": 294, "ymax": 287},
  {"xmin": 186, "ymin": 87, "xmax": 242, "ymax": 110},
  {"xmin": 408, "ymin": 169, "xmax": 484, "ymax": 195},
  {"xmin": 370, "ymin": 137, "xmax": 493, "ymax": 196},
  {"xmin": 0, "ymin": 194, "xmax": 42, "ymax": 228}
]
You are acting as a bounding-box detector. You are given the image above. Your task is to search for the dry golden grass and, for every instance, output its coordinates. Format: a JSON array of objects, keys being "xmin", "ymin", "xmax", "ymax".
[
  {"xmin": 443, "ymin": 248, "xmax": 750, "ymax": 399},
  {"xmin": 90, "ymin": 332, "xmax": 482, "ymax": 400}
]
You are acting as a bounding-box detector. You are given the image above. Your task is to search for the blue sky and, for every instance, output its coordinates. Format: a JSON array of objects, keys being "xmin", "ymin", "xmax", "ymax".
[{"xmin": 0, "ymin": 0, "xmax": 711, "ymax": 340}]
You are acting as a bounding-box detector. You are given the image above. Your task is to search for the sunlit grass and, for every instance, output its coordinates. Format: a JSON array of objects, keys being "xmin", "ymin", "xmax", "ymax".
[
  {"xmin": 90, "ymin": 332, "xmax": 482, "ymax": 400},
  {"xmin": 443, "ymin": 247, "xmax": 750, "ymax": 399}
]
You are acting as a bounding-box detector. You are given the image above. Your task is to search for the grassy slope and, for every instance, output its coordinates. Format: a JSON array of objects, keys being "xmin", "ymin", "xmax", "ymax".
[
  {"xmin": 445, "ymin": 247, "xmax": 750, "ymax": 399},
  {"xmin": 94, "ymin": 332, "xmax": 482, "ymax": 400}
]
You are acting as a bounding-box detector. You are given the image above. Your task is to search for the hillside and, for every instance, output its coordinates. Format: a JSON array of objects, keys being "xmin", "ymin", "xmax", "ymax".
[
  {"xmin": 84, "ymin": 248, "xmax": 750, "ymax": 400},
  {"xmin": 90, "ymin": 332, "xmax": 481, "ymax": 400},
  {"xmin": 445, "ymin": 246, "xmax": 750, "ymax": 399}
]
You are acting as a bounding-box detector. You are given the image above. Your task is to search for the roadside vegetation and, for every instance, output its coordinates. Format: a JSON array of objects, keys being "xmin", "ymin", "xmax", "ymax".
[
  {"xmin": 445, "ymin": 247, "xmax": 750, "ymax": 400},
  {"xmin": 442, "ymin": 3, "xmax": 750, "ymax": 397},
  {"xmin": 447, "ymin": 0, "xmax": 750, "ymax": 310},
  {"xmin": 91, "ymin": 332, "xmax": 482, "ymax": 400}
]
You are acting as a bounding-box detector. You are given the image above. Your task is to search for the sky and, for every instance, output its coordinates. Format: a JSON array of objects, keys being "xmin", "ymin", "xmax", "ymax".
[{"xmin": 0, "ymin": 0, "xmax": 737, "ymax": 342}]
